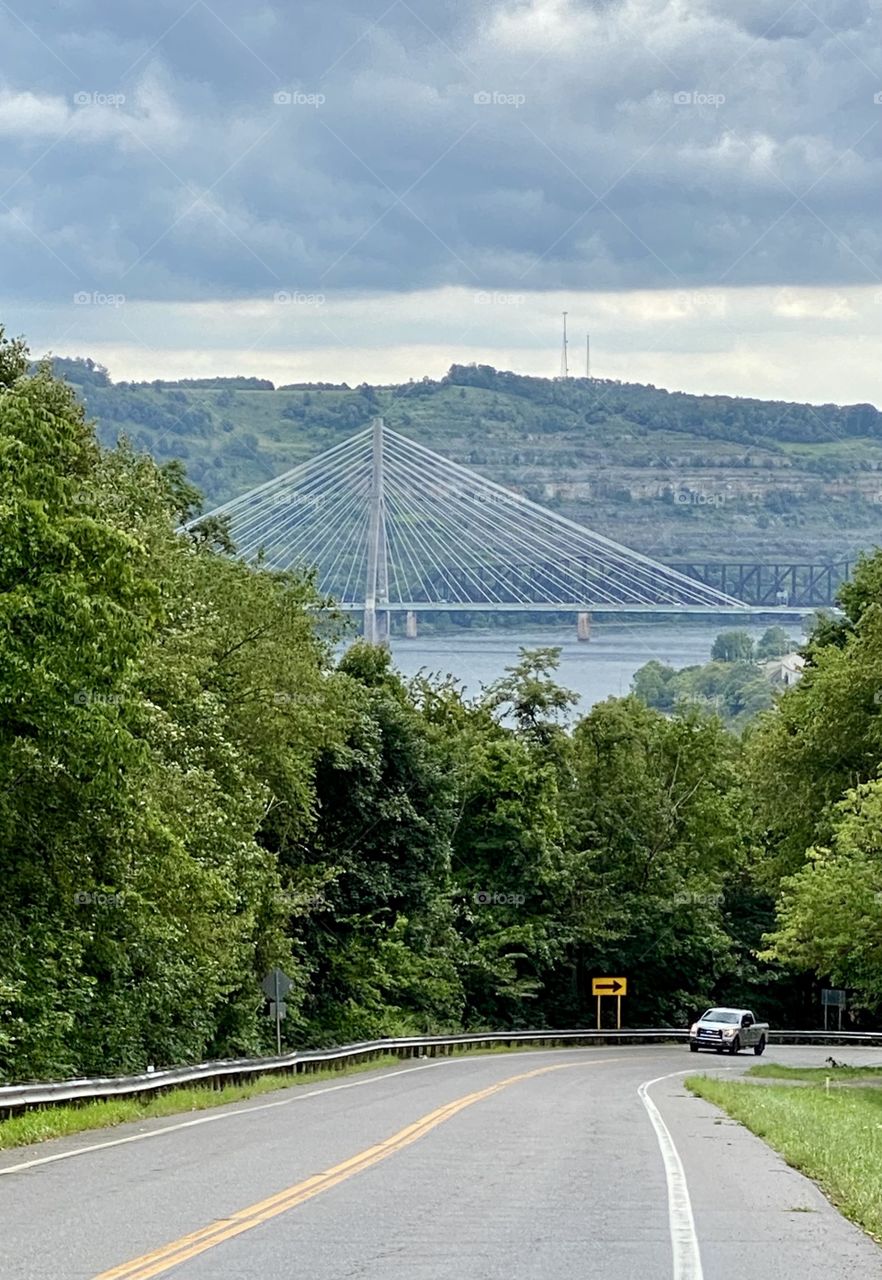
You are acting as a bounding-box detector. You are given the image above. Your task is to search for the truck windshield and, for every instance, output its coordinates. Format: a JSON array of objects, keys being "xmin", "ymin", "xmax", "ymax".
[{"xmin": 702, "ymin": 1010, "xmax": 740, "ymax": 1023}]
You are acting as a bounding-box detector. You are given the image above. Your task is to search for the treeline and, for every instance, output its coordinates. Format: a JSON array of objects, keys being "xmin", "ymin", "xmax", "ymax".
[
  {"xmin": 2, "ymin": 333, "xmax": 881, "ymax": 1082},
  {"xmin": 632, "ymin": 626, "xmax": 800, "ymax": 731},
  {"xmin": 443, "ymin": 364, "xmax": 882, "ymax": 445}
]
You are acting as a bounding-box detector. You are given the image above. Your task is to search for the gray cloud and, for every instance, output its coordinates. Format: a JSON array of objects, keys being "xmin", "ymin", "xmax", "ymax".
[{"xmin": 0, "ymin": 0, "xmax": 880, "ymax": 304}]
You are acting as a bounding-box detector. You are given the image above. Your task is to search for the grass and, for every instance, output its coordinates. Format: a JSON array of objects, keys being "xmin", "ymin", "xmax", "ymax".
[
  {"xmin": 0, "ymin": 1040, "xmax": 558, "ymax": 1153},
  {"xmin": 687, "ymin": 1075, "xmax": 882, "ymax": 1243},
  {"xmin": 747, "ymin": 1062, "xmax": 882, "ymax": 1082}
]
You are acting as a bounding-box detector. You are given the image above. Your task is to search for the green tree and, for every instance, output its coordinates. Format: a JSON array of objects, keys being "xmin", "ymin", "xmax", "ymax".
[
  {"xmin": 756, "ymin": 625, "xmax": 796, "ymax": 659},
  {"xmin": 712, "ymin": 630, "xmax": 756, "ymax": 662},
  {"xmin": 747, "ymin": 553, "xmax": 882, "ymax": 887},
  {"xmin": 765, "ymin": 778, "xmax": 882, "ymax": 1008},
  {"xmin": 561, "ymin": 697, "xmax": 746, "ymax": 1024}
]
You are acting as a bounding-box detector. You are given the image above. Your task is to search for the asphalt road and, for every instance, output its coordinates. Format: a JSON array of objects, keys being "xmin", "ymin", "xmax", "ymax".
[{"xmin": 2, "ymin": 1044, "xmax": 881, "ymax": 1279}]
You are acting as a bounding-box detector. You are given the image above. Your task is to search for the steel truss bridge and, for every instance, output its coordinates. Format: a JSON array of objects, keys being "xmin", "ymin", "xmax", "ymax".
[
  {"xmin": 669, "ymin": 561, "xmax": 850, "ymax": 609},
  {"xmin": 184, "ymin": 419, "xmax": 836, "ymax": 639}
]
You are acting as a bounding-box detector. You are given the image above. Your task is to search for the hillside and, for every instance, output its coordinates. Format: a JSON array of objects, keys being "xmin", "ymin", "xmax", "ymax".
[{"xmin": 51, "ymin": 357, "xmax": 882, "ymax": 563}]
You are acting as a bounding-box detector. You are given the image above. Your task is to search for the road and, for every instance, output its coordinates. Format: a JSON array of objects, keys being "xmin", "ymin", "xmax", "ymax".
[{"xmin": 1, "ymin": 1044, "xmax": 881, "ymax": 1279}]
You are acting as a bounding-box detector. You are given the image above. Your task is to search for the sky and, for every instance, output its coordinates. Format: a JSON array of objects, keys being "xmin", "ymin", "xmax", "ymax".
[{"xmin": 1, "ymin": 0, "xmax": 881, "ymax": 404}]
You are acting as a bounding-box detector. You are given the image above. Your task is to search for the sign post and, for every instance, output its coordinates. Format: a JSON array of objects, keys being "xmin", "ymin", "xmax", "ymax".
[
  {"xmin": 821, "ymin": 987, "xmax": 846, "ymax": 1032},
  {"xmin": 262, "ymin": 967, "xmax": 294, "ymax": 1054},
  {"xmin": 591, "ymin": 977, "xmax": 628, "ymax": 1029}
]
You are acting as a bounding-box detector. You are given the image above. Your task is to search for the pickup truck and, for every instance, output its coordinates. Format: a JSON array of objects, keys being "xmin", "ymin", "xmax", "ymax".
[{"xmin": 689, "ymin": 1007, "xmax": 768, "ymax": 1055}]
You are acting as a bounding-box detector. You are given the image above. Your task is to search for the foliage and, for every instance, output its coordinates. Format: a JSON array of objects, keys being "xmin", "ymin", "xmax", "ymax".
[
  {"xmin": 632, "ymin": 634, "xmax": 778, "ymax": 731},
  {"xmin": 712, "ymin": 630, "xmax": 756, "ymax": 662},
  {"xmin": 3, "ymin": 332, "xmax": 882, "ymax": 1082},
  {"xmin": 756, "ymin": 625, "xmax": 797, "ymax": 658},
  {"xmin": 763, "ymin": 779, "xmax": 882, "ymax": 1004}
]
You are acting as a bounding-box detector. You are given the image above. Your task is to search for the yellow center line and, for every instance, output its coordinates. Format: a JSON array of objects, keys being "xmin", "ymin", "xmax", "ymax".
[{"xmin": 93, "ymin": 1057, "xmax": 620, "ymax": 1280}]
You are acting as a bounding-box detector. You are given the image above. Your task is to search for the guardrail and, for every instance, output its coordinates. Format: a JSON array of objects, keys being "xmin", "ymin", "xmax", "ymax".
[{"xmin": 1, "ymin": 1028, "xmax": 880, "ymax": 1117}]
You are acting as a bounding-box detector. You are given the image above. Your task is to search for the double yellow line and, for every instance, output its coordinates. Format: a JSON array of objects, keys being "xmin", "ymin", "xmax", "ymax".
[{"xmin": 94, "ymin": 1060, "xmax": 595, "ymax": 1279}]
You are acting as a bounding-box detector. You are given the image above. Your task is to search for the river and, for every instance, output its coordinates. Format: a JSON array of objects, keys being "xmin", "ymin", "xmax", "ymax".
[{"xmin": 385, "ymin": 620, "xmax": 801, "ymax": 713}]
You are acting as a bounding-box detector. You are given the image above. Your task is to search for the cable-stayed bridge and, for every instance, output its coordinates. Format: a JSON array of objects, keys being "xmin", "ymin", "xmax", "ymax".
[{"xmin": 184, "ymin": 418, "xmax": 819, "ymax": 640}]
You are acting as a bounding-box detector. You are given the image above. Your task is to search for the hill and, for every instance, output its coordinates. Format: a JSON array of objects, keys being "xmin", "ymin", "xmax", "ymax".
[{"xmin": 49, "ymin": 357, "xmax": 882, "ymax": 563}]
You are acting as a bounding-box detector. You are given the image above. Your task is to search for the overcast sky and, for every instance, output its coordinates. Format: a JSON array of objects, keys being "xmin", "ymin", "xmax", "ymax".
[{"xmin": 1, "ymin": 0, "xmax": 881, "ymax": 402}]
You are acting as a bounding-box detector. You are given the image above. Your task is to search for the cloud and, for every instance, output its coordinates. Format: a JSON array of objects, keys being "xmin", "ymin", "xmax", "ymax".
[
  {"xmin": 18, "ymin": 283, "xmax": 882, "ymax": 408},
  {"xmin": 0, "ymin": 0, "xmax": 878, "ymax": 309}
]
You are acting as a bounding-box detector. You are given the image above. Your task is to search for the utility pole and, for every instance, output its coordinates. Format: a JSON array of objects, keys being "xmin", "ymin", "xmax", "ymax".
[
  {"xmin": 364, "ymin": 416, "xmax": 389, "ymax": 644},
  {"xmin": 560, "ymin": 311, "xmax": 569, "ymax": 378}
]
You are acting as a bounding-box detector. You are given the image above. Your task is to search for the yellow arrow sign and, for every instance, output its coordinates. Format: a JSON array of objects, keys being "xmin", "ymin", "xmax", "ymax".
[{"xmin": 592, "ymin": 977, "xmax": 627, "ymax": 996}]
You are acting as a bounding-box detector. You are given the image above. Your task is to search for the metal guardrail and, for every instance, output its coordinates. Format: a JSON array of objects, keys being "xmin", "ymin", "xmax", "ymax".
[{"xmin": 1, "ymin": 1028, "xmax": 880, "ymax": 1116}]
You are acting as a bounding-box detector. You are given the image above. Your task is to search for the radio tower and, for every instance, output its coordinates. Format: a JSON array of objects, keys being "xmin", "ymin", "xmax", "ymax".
[{"xmin": 560, "ymin": 311, "xmax": 569, "ymax": 378}]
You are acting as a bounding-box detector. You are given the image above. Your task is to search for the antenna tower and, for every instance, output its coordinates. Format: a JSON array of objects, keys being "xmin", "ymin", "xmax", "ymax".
[{"xmin": 560, "ymin": 311, "xmax": 569, "ymax": 378}]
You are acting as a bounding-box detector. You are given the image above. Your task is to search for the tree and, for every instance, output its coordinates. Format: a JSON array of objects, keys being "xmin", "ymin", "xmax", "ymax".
[
  {"xmin": 294, "ymin": 644, "xmax": 462, "ymax": 1043},
  {"xmin": 747, "ymin": 552, "xmax": 882, "ymax": 887},
  {"xmin": 765, "ymin": 778, "xmax": 882, "ymax": 1008},
  {"xmin": 560, "ymin": 697, "xmax": 746, "ymax": 1024},
  {"xmin": 712, "ymin": 630, "xmax": 756, "ymax": 662},
  {"xmin": 484, "ymin": 647, "xmax": 578, "ymax": 745},
  {"xmin": 756, "ymin": 626, "xmax": 796, "ymax": 659}
]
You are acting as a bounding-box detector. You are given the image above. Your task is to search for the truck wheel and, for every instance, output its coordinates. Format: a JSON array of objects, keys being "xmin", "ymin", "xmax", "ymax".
[
  {"xmin": 754, "ymin": 1036, "xmax": 766, "ymax": 1056},
  {"xmin": 728, "ymin": 1036, "xmax": 741, "ymax": 1055},
  {"xmin": 690, "ymin": 1043, "xmax": 699, "ymax": 1053}
]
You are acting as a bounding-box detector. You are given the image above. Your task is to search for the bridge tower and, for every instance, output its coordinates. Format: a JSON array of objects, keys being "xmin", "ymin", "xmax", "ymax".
[{"xmin": 364, "ymin": 416, "xmax": 390, "ymax": 644}]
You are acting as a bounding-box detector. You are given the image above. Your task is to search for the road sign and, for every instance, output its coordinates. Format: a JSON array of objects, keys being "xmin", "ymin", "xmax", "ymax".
[
  {"xmin": 592, "ymin": 977, "xmax": 627, "ymax": 1030},
  {"xmin": 262, "ymin": 968, "xmax": 294, "ymax": 1000},
  {"xmin": 822, "ymin": 988, "xmax": 846, "ymax": 1007},
  {"xmin": 592, "ymin": 977, "xmax": 627, "ymax": 996},
  {"xmin": 262, "ymin": 968, "xmax": 294, "ymax": 1052}
]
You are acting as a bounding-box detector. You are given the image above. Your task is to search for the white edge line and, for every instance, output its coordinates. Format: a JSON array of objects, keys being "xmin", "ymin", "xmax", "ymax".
[
  {"xmin": 0, "ymin": 1046, "xmax": 645, "ymax": 1177},
  {"xmin": 638, "ymin": 1068, "xmax": 733, "ymax": 1280}
]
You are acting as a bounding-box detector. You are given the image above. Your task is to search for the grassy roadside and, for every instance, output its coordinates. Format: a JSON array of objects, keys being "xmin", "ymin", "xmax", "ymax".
[
  {"xmin": 0, "ymin": 1041, "xmax": 555, "ymax": 1153},
  {"xmin": 746, "ymin": 1062, "xmax": 882, "ymax": 1083},
  {"xmin": 687, "ymin": 1075, "xmax": 882, "ymax": 1243}
]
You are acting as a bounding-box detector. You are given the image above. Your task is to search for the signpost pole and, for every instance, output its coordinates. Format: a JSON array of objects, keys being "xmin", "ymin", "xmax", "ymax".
[
  {"xmin": 596, "ymin": 994, "xmax": 601, "ymax": 1031},
  {"xmin": 616, "ymin": 995, "xmax": 621, "ymax": 1030}
]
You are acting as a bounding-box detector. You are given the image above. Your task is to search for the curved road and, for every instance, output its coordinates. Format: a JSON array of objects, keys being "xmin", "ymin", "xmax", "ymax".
[{"xmin": 1, "ymin": 1044, "xmax": 880, "ymax": 1279}]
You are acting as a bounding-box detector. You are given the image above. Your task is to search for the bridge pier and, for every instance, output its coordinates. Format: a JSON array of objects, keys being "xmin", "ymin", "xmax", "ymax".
[
  {"xmin": 405, "ymin": 610, "xmax": 418, "ymax": 639},
  {"xmin": 577, "ymin": 611, "xmax": 592, "ymax": 642},
  {"xmin": 363, "ymin": 607, "xmax": 389, "ymax": 645}
]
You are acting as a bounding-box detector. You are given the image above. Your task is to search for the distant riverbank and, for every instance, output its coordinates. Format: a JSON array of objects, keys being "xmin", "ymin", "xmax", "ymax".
[{"xmin": 383, "ymin": 620, "xmax": 805, "ymax": 712}]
